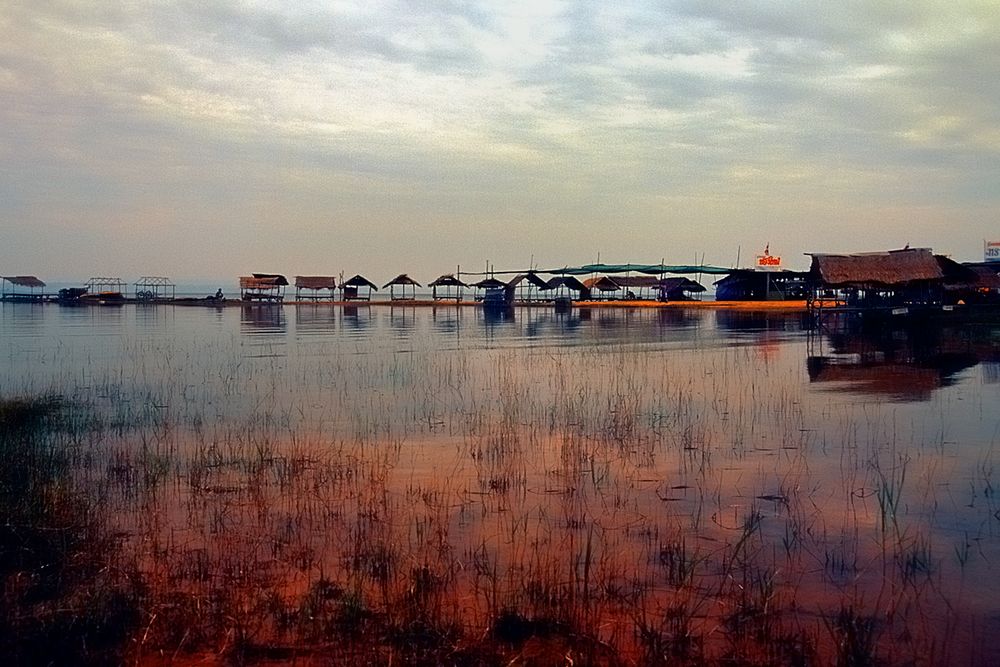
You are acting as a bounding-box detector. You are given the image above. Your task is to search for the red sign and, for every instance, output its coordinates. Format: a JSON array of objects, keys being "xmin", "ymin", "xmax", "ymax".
[{"xmin": 756, "ymin": 254, "xmax": 781, "ymax": 270}]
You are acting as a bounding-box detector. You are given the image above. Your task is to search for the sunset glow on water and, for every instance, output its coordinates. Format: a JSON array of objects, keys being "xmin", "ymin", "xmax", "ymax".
[{"xmin": 3, "ymin": 302, "xmax": 1000, "ymax": 664}]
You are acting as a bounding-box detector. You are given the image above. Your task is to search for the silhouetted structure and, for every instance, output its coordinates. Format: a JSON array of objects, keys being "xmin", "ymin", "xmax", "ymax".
[
  {"xmin": 239, "ymin": 273, "xmax": 288, "ymax": 302},
  {"xmin": 134, "ymin": 276, "xmax": 175, "ymax": 301},
  {"xmin": 295, "ymin": 276, "xmax": 337, "ymax": 300},
  {"xmin": 1, "ymin": 276, "xmax": 46, "ymax": 302},
  {"xmin": 341, "ymin": 274, "xmax": 378, "ymax": 301},
  {"xmin": 383, "ymin": 274, "xmax": 421, "ymax": 301},
  {"xmin": 429, "ymin": 274, "xmax": 467, "ymax": 301}
]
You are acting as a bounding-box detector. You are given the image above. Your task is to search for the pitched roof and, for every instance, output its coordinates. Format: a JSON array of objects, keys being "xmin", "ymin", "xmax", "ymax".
[
  {"xmin": 473, "ymin": 277, "xmax": 507, "ymax": 289},
  {"xmin": 2, "ymin": 276, "xmax": 45, "ymax": 288},
  {"xmin": 240, "ymin": 276, "xmax": 285, "ymax": 288},
  {"xmin": 250, "ymin": 273, "xmax": 289, "ymax": 285},
  {"xmin": 295, "ymin": 276, "xmax": 337, "ymax": 289},
  {"xmin": 544, "ymin": 276, "xmax": 587, "ymax": 291},
  {"xmin": 659, "ymin": 277, "xmax": 706, "ymax": 293},
  {"xmin": 506, "ymin": 272, "xmax": 548, "ymax": 289},
  {"xmin": 342, "ymin": 274, "xmax": 378, "ymax": 290},
  {"xmin": 582, "ymin": 276, "xmax": 621, "ymax": 291},
  {"xmin": 382, "ymin": 273, "xmax": 422, "ymax": 288},
  {"xmin": 429, "ymin": 274, "xmax": 468, "ymax": 287},
  {"xmin": 808, "ymin": 248, "xmax": 943, "ymax": 287}
]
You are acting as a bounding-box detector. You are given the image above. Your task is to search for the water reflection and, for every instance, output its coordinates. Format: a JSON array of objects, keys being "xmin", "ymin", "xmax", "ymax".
[
  {"xmin": 807, "ymin": 319, "xmax": 990, "ymax": 400},
  {"xmin": 340, "ymin": 305, "xmax": 371, "ymax": 332},
  {"xmin": 239, "ymin": 305, "xmax": 285, "ymax": 335},
  {"xmin": 294, "ymin": 305, "xmax": 337, "ymax": 337},
  {"xmin": 714, "ymin": 308, "xmax": 811, "ymax": 332},
  {"xmin": 430, "ymin": 306, "xmax": 461, "ymax": 336}
]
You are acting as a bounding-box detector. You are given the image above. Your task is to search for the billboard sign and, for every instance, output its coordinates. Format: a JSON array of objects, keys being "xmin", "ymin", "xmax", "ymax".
[
  {"xmin": 986, "ymin": 241, "xmax": 1000, "ymax": 263},
  {"xmin": 755, "ymin": 246, "xmax": 781, "ymax": 271}
]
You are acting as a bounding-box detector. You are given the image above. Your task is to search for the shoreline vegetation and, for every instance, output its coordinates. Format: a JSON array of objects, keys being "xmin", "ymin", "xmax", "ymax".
[{"xmin": 1, "ymin": 310, "xmax": 996, "ymax": 665}]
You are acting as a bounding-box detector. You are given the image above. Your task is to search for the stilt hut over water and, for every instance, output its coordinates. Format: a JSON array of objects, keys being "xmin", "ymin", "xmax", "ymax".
[
  {"xmin": 543, "ymin": 276, "xmax": 588, "ymax": 301},
  {"xmin": 714, "ymin": 270, "xmax": 809, "ymax": 301},
  {"xmin": 582, "ymin": 276, "xmax": 621, "ymax": 300},
  {"xmin": 1, "ymin": 276, "xmax": 46, "ymax": 302},
  {"xmin": 239, "ymin": 273, "xmax": 288, "ymax": 302},
  {"xmin": 429, "ymin": 274, "xmax": 467, "ymax": 301},
  {"xmin": 610, "ymin": 276, "xmax": 662, "ymax": 300},
  {"xmin": 938, "ymin": 260, "xmax": 1000, "ymax": 305},
  {"xmin": 505, "ymin": 272, "xmax": 548, "ymax": 303},
  {"xmin": 807, "ymin": 248, "xmax": 944, "ymax": 310},
  {"xmin": 341, "ymin": 274, "xmax": 378, "ymax": 301},
  {"xmin": 295, "ymin": 276, "xmax": 337, "ymax": 300},
  {"xmin": 383, "ymin": 274, "xmax": 421, "ymax": 301},
  {"xmin": 134, "ymin": 277, "xmax": 176, "ymax": 301},
  {"xmin": 657, "ymin": 277, "xmax": 706, "ymax": 302},
  {"xmin": 473, "ymin": 277, "xmax": 508, "ymax": 304}
]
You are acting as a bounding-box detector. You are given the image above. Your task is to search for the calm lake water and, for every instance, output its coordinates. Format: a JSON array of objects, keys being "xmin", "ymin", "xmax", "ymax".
[{"xmin": 3, "ymin": 301, "xmax": 1000, "ymax": 663}]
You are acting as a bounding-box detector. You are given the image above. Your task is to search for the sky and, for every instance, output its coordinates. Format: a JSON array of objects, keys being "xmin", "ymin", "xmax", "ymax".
[{"xmin": 2, "ymin": 0, "xmax": 998, "ymax": 282}]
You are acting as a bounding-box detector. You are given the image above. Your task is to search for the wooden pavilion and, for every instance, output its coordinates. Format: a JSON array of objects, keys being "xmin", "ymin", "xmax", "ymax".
[
  {"xmin": 505, "ymin": 272, "xmax": 548, "ymax": 303},
  {"xmin": 429, "ymin": 274, "xmax": 468, "ymax": 301},
  {"xmin": 383, "ymin": 274, "xmax": 421, "ymax": 301},
  {"xmin": 1, "ymin": 276, "xmax": 46, "ymax": 302},
  {"xmin": 239, "ymin": 273, "xmax": 288, "ymax": 302},
  {"xmin": 543, "ymin": 276, "xmax": 588, "ymax": 301},
  {"xmin": 657, "ymin": 277, "xmax": 706, "ymax": 302},
  {"xmin": 807, "ymin": 248, "xmax": 945, "ymax": 310},
  {"xmin": 341, "ymin": 275, "xmax": 378, "ymax": 301},
  {"xmin": 472, "ymin": 277, "xmax": 508, "ymax": 304},
  {"xmin": 582, "ymin": 276, "xmax": 621, "ymax": 300},
  {"xmin": 295, "ymin": 276, "xmax": 337, "ymax": 301}
]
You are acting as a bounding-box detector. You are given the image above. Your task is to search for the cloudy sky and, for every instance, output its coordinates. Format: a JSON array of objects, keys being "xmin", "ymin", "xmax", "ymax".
[{"xmin": 2, "ymin": 0, "xmax": 998, "ymax": 281}]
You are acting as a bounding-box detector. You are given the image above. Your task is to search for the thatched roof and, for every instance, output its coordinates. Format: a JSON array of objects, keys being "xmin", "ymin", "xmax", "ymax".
[
  {"xmin": 429, "ymin": 274, "xmax": 468, "ymax": 288},
  {"xmin": 245, "ymin": 273, "xmax": 288, "ymax": 286},
  {"xmin": 659, "ymin": 277, "xmax": 706, "ymax": 293},
  {"xmin": 295, "ymin": 276, "xmax": 337, "ymax": 289},
  {"xmin": 544, "ymin": 276, "xmax": 587, "ymax": 291},
  {"xmin": 611, "ymin": 276, "xmax": 661, "ymax": 288},
  {"xmin": 808, "ymin": 248, "xmax": 943, "ymax": 287},
  {"xmin": 583, "ymin": 276, "xmax": 621, "ymax": 291},
  {"xmin": 2, "ymin": 276, "xmax": 45, "ymax": 288},
  {"xmin": 383, "ymin": 274, "xmax": 422, "ymax": 288},
  {"xmin": 473, "ymin": 278, "xmax": 507, "ymax": 289},
  {"xmin": 506, "ymin": 273, "xmax": 548, "ymax": 289},
  {"xmin": 342, "ymin": 274, "xmax": 378, "ymax": 290},
  {"xmin": 940, "ymin": 261, "xmax": 1000, "ymax": 290},
  {"xmin": 240, "ymin": 276, "xmax": 285, "ymax": 289}
]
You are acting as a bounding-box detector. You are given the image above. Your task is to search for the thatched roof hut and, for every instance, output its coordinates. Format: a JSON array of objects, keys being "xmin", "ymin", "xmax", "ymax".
[
  {"xmin": 611, "ymin": 276, "xmax": 661, "ymax": 289},
  {"xmin": 658, "ymin": 277, "xmax": 706, "ymax": 300},
  {"xmin": 1, "ymin": 276, "xmax": 47, "ymax": 301},
  {"xmin": 505, "ymin": 272, "xmax": 548, "ymax": 303},
  {"xmin": 808, "ymin": 248, "xmax": 943, "ymax": 287},
  {"xmin": 382, "ymin": 274, "xmax": 422, "ymax": 289},
  {"xmin": 506, "ymin": 273, "xmax": 548, "ymax": 289},
  {"xmin": 473, "ymin": 277, "xmax": 507, "ymax": 290},
  {"xmin": 429, "ymin": 274, "xmax": 468, "ymax": 288},
  {"xmin": 2, "ymin": 276, "xmax": 45, "ymax": 288},
  {"xmin": 295, "ymin": 276, "xmax": 337, "ymax": 290},
  {"xmin": 583, "ymin": 276, "xmax": 621, "ymax": 292},
  {"xmin": 429, "ymin": 274, "xmax": 468, "ymax": 301},
  {"xmin": 383, "ymin": 274, "xmax": 421, "ymax": 301},
  {"xmin": 543, "ymin": 276, "xmax": 588, "ymax": 301},
  {"xmin": 295, "ymin": 276, "xmax": 337, "ymax": 300},
  {"xmin": 239, "ymin": 274, "xmax": 287, "ymax": 302},
  {"xmin": 341, "ymin": 274, "xmax": 378, "ymax": 301}
]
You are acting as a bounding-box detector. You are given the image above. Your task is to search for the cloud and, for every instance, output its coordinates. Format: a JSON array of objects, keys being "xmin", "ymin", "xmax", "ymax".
[{"xmin": 1, "ymin": 0, "xmax": 999, "ymax": 280}]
